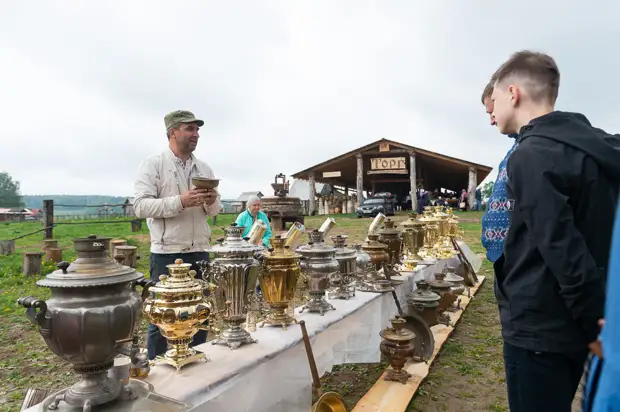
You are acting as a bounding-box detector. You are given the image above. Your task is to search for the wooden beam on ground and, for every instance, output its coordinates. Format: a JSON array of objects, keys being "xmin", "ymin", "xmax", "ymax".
[{"xmin": 352, "ymin": 276, "xmax": 487, "ymax": 412}]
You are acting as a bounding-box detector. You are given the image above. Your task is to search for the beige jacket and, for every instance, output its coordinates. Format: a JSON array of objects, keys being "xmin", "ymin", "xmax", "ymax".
[{"xmin": 133, "ymin": 148, "xmax": 221, "ymax": 254}]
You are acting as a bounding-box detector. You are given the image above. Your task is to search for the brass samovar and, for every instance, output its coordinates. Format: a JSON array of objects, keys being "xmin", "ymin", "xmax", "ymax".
[
  {"xmin": 379, "ymin": 317, "xmax": 415, "ymax": 384},
  {"xmin": 257, "ymin": 235, "xmax": 302, "ymax": 329},
  {"xmin": 296, "ymin": 230, "xmax": 339, "ymax": 315},
  {"xmin": 328, "ymin": 235, "xmax": 356, "ymax": 300},
  {"xmin": 17, "ymin": 235, "xmax": 178, "ymax": 411},
  {"xmin": 202, "ymin": 224, "xmax": 262, "ymax": 350},
  {"xmin": 418, "ymin": 211, "xmax": 439, "ymax": 259},
  {"xmin": 401, "ymin": 213, "xmax": 425, "ymax": 270},
  {"xmin": 377, "ymin": 218, "xmax": 403, "ymax": 266},
  {"xmin": 143, "ymin": 259, "xmax": 213, "ymax": 371},
  {"xmin": 359, "ymin": 234, "xmax": 393, "ymax": 293}
]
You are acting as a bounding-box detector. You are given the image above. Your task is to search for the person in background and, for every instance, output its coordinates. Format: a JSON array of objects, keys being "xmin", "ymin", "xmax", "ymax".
[
  {"xmin": 583, "ymin": 199, "xmax": 620, "ymax": 411},
  {"xmin": 134, "ymin": 110, "xmax": 221, "ymax": 361},
  {"xmin": 235, "ymin": 195, "xmax": 272, "ymax": 247},
  {"xmin": 479, "ymin": 79, "xmax": 519, "ymax": 263},
  {"xmin": 474, "ymin": 187, "xmax": 482, "ymax": 211},
  {"xmin": 459, "ymin": 189, "xmax": 467, "ymax": 210},
  {"xmin": 491, "ymin": 50, "xmax": 620, "ymax": 412}
]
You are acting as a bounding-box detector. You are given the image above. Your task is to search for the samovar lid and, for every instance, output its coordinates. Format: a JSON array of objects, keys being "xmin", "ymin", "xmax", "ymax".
[
  {"xmin": 428, "ymin": 272, "xmax": 454, "ymax": 289},
  {"xmin": 37, "ymin": 234, "xmax": 143, "ymax": 288},
  {"xmin": 332, "ymin": 238, "xmax": 356, "ymax": 261},
  {"xmin": 149, "ymin": 259, "xmax": 204, "ymax": 294},
  {"xmin": 296, "ymin": 231, "xmax": 337, "ymax": 256},
  {"xmin": 444, "ymin": 271, "xmax": 464, "ymax": 283},
  {"xmin": 264, "ymin": 235, "xmax": 302, "ymax": 260},
  {"xmin": 363, "ymin": 234, "xmax": 388, "ymax": 250},
  {"xmin": 379, "ymin": 316, "xmax": 416, "ymax": 341},
  {"xmin": 409, "ymin": 280, "xmax": 440, "ymax": 303},
  {"xmin": 209, "ymin": 224, "xmax": 262, "ymax": 256},
  {"xmin": 378, "ymin": 219, "xmax": 401, "ymax": 235}
]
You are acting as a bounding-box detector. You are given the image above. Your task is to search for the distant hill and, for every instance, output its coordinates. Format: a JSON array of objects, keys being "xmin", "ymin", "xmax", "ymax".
[{"xmin": 23, "ymin": 195, "xmax": 130, "ymax": 216}]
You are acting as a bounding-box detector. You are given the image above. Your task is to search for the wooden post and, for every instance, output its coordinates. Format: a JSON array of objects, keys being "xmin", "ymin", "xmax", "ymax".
[
  {"xmin": 42, "ymin": 200, "xmax": 54, "ymax": 239},
  {"xmin": 271, "ymin": 215, "xmax": 284, "ymax": 231},
  {"xmin": 115, "ymin": 245, "xmax": 139, "ymax": 268},
  {"xmin": 409, "ymin": 152, "xmax": 418, "ymax": 211},
  {"xmin": 308, "ymin": 172, "xmax": 316, "ymax": 216},
  {"xmin": 110, "ymin": 239, "xmax": 128, "ymax": 258},
  {"xmin": 45, "ymin": 247, "xmax": 62, "ymax": 263},
  {"xmin": 344, "ymin": 187, "xmax": 349, "ymax": 213},
  {"xmin": 467, "ymin": 167, "xmax": 478, "ymax": 210},
  {"xmin": 0, "ymin": 240, "xmax": 15, "ymax": 256},
  {"xmin": 41, "ymin": 239, "xmax": 58, "ymax": 251},
  {"xmin": 23, "ymin": 252, "xmax": 43, "ymax": 276},
  {"xmin": 356, "ymin": 153, "xmax": 364, "ymax": 207}
]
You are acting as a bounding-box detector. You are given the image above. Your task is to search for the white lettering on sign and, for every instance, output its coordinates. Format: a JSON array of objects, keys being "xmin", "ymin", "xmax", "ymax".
[{"xmin": 370, "ymin": 157, "xmax": 406, "ymax": 171}]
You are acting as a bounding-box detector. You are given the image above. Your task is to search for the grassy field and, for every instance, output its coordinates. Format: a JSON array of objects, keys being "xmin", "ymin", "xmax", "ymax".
[{"xmin": 0, "ymin": 211, "xmax": 510, "ymax": 411}]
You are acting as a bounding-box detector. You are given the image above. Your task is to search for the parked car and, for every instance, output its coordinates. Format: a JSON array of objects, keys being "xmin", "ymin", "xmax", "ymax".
[{"xmin": 356, "ymin": 197, "xmax": 395, "ymax": 217}]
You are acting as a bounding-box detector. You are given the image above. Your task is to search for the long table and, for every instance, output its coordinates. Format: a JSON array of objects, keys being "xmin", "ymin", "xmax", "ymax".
[{"xmin": 145, "ymin": 241, "xmax": 482, "ymax": 412}]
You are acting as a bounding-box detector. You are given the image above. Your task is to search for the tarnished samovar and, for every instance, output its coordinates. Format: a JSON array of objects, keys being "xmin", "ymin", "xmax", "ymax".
[
  {"xmin": 359, "ymin": 235, "xmax": 393, "ymax": 293},
  {"xmin": 407, "ymin": 280, "xmax": 442, "ymax": 327},
  {"xmin": 379, "ymin": 317, "xmax": 415, "ymax": 384},
  {"xmin": 429, "ymin": 272, "xmax": 457, "ymax": 315},
  {"xmin": 256, "ymin": 235, "xmax": 302, "ymax": 329},
  {"xmin": 296, "ymin": 230, "xmax": 339, "ymax": 315},
  {"xmin": 202, "ymin": 224, "xmax": 262, "ymax": 349},
  {"xmin": 143, "ymin": 259, "xmax": 212, "ymax": 371},
  {"xmin": 377, "ymin": 218, "xmax": 403, "ymax": 266},
  {"xmin": 362, "ymin": 234, "xmax": 390, "ymax": 270},
  {"xmin": 328, "ymin": 235, "xmax": 357, "ymax": 300},
  {"xmin": 17, "ymin": 235, "xmax": 156, "ymax": 411}
]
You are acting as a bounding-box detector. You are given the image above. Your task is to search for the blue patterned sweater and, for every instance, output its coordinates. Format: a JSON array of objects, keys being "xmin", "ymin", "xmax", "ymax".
[{"xmin": 481, "ymin": 135, "xmax": 518, "ymax": 262}]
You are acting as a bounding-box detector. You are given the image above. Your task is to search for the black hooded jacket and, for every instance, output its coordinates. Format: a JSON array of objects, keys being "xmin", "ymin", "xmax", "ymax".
[{"xmin": 495, "ymin": 111, "xmax": 620, "ymax": 354}]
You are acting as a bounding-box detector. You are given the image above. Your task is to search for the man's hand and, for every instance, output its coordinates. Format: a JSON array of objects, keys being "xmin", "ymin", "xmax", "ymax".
[
  {"xmin": 588, "ymin": 318, "xmax": 605, "ymax": 359},
  {"xmin": 203, "ymin": 189, "xmax": 218, "ymax": 206},
  {"xmin": 181, "ymin": 189, "xmax": 211, "ymax": 208}
]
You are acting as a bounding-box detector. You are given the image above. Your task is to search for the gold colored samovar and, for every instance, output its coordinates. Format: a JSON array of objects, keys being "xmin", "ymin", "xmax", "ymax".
[
  {"xmin": 142, "ymin": 259, "xmax": 212, "ymax": 372},
  {"xmin": 418, "ymin": 212, "xmax": 440, "ymax": 259},
  {"xmin": 401, "ymin": 213, "xmax": 426, "ymax": 270},
  {"xmin": 257, "ymin": 235, "xmax": 302, "ymax": 329}
]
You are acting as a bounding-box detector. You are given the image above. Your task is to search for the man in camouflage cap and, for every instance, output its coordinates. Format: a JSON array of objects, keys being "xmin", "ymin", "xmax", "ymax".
[{"xmin": 133, "ymin": 109, "xmax": 220, "ymax": 360}]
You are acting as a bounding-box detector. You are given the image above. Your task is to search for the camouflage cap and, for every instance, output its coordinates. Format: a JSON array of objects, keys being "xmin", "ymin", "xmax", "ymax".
[{"xmin": 164, "ymin": 110, "xmax": 204, "ymax": 131}]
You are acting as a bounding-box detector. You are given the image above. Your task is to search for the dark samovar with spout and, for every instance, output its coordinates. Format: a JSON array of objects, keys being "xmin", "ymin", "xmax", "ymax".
[{"xmin": 18, "ymin": 235, "xmax": 193, "ymax": 412}]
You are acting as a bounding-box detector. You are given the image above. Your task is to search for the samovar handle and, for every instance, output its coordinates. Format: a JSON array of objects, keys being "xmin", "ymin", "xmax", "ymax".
[
  {"xmin": 135, "ymin": 278, "xmax": 157, "ymax": 301},
  {"xmin": 17, "ymin": 296, "xmax": 49, "ymax": 330}
]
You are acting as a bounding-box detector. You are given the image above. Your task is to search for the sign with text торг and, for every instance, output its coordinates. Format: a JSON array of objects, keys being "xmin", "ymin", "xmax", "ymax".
[{"xmin": 368, "ymin": 157, "xmax": 408, "ymax": 175}]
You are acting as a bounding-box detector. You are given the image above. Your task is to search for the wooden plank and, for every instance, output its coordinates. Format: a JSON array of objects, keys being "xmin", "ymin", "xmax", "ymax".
[{"xmin": 352, "ymin": 276, "xmax": 487, "ymax": 412}]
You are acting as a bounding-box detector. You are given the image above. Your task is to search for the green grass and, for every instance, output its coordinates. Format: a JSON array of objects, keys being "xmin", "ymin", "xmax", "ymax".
[{"xmin": 0, "ymin": 210, "xmax": 490, "ymax": 411}]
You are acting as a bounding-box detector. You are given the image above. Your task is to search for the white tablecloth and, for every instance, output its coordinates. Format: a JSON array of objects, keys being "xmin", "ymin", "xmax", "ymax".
[{"xmin": 146, "ymin": 241, "xmax": 482, "ymax": 412}]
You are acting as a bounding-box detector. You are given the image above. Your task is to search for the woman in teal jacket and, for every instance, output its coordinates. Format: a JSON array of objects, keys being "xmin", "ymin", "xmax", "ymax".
[{"xmin": 235, "ymin": 195, "xmax": 272, "ymax": 247}]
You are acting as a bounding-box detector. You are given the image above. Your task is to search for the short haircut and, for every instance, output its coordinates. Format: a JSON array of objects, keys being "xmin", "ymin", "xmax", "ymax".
[
  {"xmin": 481, "ymin": 78, "xmax": 495, "ymax": 104},
  {"xmin": 493, "ymin": 50, "xmax": 560, "ymax": 104}
]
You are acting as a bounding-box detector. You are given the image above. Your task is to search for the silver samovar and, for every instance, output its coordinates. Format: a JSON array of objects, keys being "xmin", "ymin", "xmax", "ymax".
[
  {"xmin": 296, "ymin": 230, "xmax": 339, "ymax": 315},
  {"xmin": 327, "ymin": 235, "xmax": 356, "ymax": 300},
  {"xmin": 202, "ymin": 224, "xmax": 262, "ymax": 350},
  {"xmin": 18, "ymin": 235, "xmax": 193, "ymax": 411}
]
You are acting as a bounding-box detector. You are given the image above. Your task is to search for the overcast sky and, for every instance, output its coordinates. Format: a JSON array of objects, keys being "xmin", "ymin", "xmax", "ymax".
[{"xmin": 2, "ymin": 1, "xmax": 619, "ymax": 200}]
